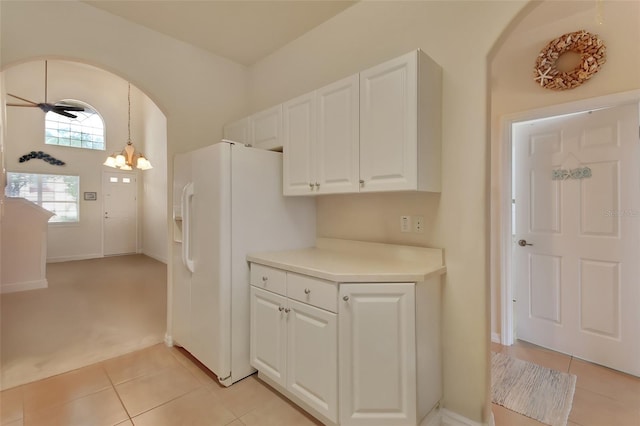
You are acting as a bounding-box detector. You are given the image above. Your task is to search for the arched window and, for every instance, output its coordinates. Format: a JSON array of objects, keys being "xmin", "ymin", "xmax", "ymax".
[{"xmin": 44, "ymin": 100, "xmax": 105, "ymax": 150}]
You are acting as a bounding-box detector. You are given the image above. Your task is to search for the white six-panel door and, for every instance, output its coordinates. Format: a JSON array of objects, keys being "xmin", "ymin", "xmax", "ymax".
[{"xmin": 513, "ymin": 103, "xmax": 640, "ymax": 376}]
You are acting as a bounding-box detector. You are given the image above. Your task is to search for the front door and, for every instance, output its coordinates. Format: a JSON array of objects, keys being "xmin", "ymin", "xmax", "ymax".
[
  {"xmin": 513, "ymin": 103, "xmax": 640, "ymax": 376},
  {"xmin": 103, "ymin": 171, "xmax": 137, "ymax": 256}
]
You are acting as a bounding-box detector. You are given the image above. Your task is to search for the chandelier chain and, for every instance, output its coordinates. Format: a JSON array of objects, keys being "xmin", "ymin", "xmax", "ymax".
[{"xmin": 127, "ymin": 82, "xmax": 132, "ymax": 144}]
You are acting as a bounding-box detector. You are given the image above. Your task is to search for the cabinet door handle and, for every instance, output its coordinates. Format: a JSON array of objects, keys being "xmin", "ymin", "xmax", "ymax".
[
  {"xmin": 262, "ymin": 276, "xmax": 268, "ymax": 282},
  {"xmin": 309, "ymin": 183, "xmax": 314, "ymax": 190},
  {"xmin": 343, "ymin": 295, "xmax": 349, "ymax": 301},
  {"xmin": 359, "ymin": 179, "xmax": 364, "ymax": 187},
  {"xmin": 278, "ymin": 306, "xmax": 284, "ymax": 312},
  {"xmin": 314, "ymin": 182, "xmax": 320, "ymax": 189},
  {"xmin": 284, "ymin": 308, "xmax": 291, "ymax": 313},
  {"xmin": 304, "ymin": 288, "xmax": 311, "ymax": 294}
]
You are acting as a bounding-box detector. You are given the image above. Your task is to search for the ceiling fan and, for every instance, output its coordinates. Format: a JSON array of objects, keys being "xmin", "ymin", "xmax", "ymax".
[{"xmin": 6, "ymin": 61, "xmax": 85, "ymax": 119}]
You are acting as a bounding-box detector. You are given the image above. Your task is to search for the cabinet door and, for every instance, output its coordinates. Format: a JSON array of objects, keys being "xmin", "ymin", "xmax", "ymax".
[
  {"xmin": 359, "ymin": 51, "xmax": 418, "ymax": 192},
  {"xmin": 339, "ymin": 283, "xmax": 417, "ymax": 426},
  {"xmin": 287, "ymin": 299, "xmax": 338, "ymax": 422},
  {"xmin": 250, "ymin": 286, "xmax": 287, "ymax": 387},
  {"xmin": 316, "ymin": 74, "xmax": 360, "ymax": 194},
  {"xmin": 251, "ymin": 105, "xmax": 283, "ymax": 151},
  {"xmin": 223, "ymin": 117, "xmax": 250, "ymax": 145},
  {"xmin": 283, "ymin": 92, "xmax": 316, "ymax": 196}
]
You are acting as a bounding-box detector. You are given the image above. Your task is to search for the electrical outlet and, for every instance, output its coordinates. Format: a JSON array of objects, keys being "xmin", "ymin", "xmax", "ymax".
[
  {"xmin": 413, "ymin": 216, "xmax": 424, "ymax": 233},
  {"xmin": 400, "ymin": 215, "xmax": 411, "ymax": 233}
]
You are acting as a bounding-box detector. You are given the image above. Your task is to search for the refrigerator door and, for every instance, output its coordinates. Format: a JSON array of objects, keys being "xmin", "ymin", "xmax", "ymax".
[
  {"xmin": 171, "ymin": 152, "xmax": 193, "ymax": 349},
  {"xmin": 189, "ymin": 143, "xmax": 232, "ymax": 377}
]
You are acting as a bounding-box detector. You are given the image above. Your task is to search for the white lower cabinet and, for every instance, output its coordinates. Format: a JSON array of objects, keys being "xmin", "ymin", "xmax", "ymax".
[
  {"xmin": 250, "ymin": 286, "xmax": 287, "ymax": 387},
  {"xmin": 339, "ymin": 284, "xmax": 416, "ymax": 426},
  {"xmin": 250, "ymin": 284, "xmax": 338, "ymax": 423},
  {"xmin": 287, "ymin": 299, "xmax": 338, "ymax": 421},
  {"xmin": 249, "ymin": 262, "xmax": 441, "ymax": 426}
]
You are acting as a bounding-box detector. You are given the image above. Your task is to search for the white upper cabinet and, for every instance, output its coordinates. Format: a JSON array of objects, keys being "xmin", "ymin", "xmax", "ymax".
[
  {"xmin": 360, "ymin": 50, "xmax": 442, "ymax": 193},
  {"xmin": 251, "ymin": 105, "xmax": 283, "ymax": 151},
  {"xmin": 223, "ymin": 117, "xmax": 249, "ymax": 145},
  {"xmin": 283, "ymin": 92, "xmax": 316, "ymax": 195},
  {"xmin": 224, "ymin": 105, "xmax": 283, "ymax": 150},
  {"xmin": 316, "ymin": 75, "xmax": 360, "ymax": 194},
  {"xmin": 283, "ymin": 75, "xmax": 360, "ymax": 196},
  {"xmin": 228, "ymin": 50, "xmax": 441, "ymax": 195}
]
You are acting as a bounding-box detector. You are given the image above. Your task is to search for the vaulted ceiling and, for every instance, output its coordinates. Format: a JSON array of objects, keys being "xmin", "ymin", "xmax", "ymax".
[{"xmin": 84, "ymin": 1, "xmax": 357, "ymax": 66}]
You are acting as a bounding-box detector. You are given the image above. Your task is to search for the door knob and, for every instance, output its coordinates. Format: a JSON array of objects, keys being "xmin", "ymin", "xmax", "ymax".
[{"xmin": 518, "ymin": 239, "xmax": 533, "ymax": 247}]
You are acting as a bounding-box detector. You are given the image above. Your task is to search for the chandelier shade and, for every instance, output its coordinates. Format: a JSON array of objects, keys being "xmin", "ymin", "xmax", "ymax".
[{"xmin": 104, "ymin": 83, "xmax": 152, "ymax": 171}]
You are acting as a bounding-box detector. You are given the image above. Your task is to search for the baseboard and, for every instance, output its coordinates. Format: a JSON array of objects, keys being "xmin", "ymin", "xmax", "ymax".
[
  {"xmin": 1, "ymin": 279, "xmax": 48, "ymax": 294},
  {"xmin": 47, "ymin": 253, "xmax": 103, "ymax": 263},
  {"xmin": 440, "ymin": 408, "xmax": 485, "ymax": 426},
  {"xmin": 420, "ymin": 407, "xmax": 490, "ymax": 426},
  {"xmin": 491, "ymin": 332, "xmax": 501, "ymax": 344},
  {"xmin": 164, "ymin": 333, "xmax": 174, "ymax": 347},
  {"xmin": 142, "ymin": 251, "xmax": 168, "ymax": 264}
]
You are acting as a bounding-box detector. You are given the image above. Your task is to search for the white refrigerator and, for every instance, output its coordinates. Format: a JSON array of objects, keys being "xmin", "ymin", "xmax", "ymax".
[{"xmin": 171, "ymin": 141, "xmax": 316, "ymax": 386}]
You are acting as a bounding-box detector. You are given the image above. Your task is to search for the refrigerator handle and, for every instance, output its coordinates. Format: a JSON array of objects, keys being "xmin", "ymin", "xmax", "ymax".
[{"xmin": 181, "ymin": 182, "xmax": 195, "ymax": 273}]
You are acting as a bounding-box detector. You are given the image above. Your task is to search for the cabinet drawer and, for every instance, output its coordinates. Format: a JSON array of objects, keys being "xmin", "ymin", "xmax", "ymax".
[
  {"xmin": 250, "ymin": 264, "xmax": 286, "ymax": 296},
  {"xmin": 287, "ymin": 273, "xmax": 337, "ymax": 313}
]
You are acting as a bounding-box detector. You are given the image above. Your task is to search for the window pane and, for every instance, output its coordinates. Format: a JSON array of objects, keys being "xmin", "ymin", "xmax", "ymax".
[
  {"xmin": 44, "ymin": 101, "xmax": 105, "ymax": 151},
  {"xmin": 5, "ymin": 172, "xmax": 80, "ymax": 223}
]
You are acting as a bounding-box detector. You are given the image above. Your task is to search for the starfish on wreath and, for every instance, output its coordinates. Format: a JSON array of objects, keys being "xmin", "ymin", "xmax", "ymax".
[{"xmin": 535, "ymin": 67, "xmax": 553, "ymax": 86}]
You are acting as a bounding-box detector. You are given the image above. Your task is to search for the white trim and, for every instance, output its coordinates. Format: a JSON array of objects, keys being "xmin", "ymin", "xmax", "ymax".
[
  {"xmin": 440, "ymin": 408, "xmax": 485, "ymax": 426},
  {"xmin": 164, "ymin": 333, "xmax": 173, "ymax": 347},
  {"xmin": 142, "ymin": 251, "xmax": 168, "ymax": 265},
  {"xmin": 498, "ymin": 89, "xmax": 640, "ymax": 345},
  {"xmin": 47, "ymin": 253, "xmax": 103, "ymax": 263},
  {"xmin": 1, "ymin": 279, "xmax": 48, "ymax": 293},
  {"xmin": 419, "ymin": 407, "xmax": 491, "ymax": 426},
  {"xmin": 491, "ymin": 332, "xmax": 501, "ymax": 344}
]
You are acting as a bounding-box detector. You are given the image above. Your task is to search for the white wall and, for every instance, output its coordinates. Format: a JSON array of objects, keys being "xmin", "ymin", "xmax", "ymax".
[
  {"xmin": 3, "ymin": 60, "xmax": 168, "ymax": 262},
  {"xmin": 247, "ymin": 1, "xmax": 526, "ymax": 422},
  {"xmin": 140, "ymin": 91, "xmax": 168, "ymax": 263},
  {"xmin": 489, "ymin": 0, "xmax": 640, "ymax": 342}
]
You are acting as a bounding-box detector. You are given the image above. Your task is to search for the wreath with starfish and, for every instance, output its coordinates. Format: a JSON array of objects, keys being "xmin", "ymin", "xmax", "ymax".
[{"xmin": 534, "ymin": 30, "xmax": 606, "ymax": 90}]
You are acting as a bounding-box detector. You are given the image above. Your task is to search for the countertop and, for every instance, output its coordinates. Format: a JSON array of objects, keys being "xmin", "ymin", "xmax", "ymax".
[{"xmin": 247, "ymin": 238, "xmax": 446, "ymax": 283}]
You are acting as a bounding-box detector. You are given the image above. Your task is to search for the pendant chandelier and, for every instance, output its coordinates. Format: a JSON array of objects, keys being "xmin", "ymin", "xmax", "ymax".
[{"xmin": 103, "ymin": 83, "xmax": 152, "ymax": 171}]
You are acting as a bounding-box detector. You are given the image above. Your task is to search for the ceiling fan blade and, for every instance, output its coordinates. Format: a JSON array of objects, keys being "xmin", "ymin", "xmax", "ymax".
[
  {"xmin": 37, "ymin": 103, "xmax": 54, "ymax": 113},
  {"xmin": 54, "ymin": 110, "xmax": 78, "ymax": 119},
  {"xmin": 56, "ymin": 105, "xmax": 85, "ymax": 112},
  {"xmin": 7, "ymin": 93, "xmax": 39, "ymax": 105},
  {"xmin": 6, "ymin": 103, "xmax": 39, "ymax": 108}
]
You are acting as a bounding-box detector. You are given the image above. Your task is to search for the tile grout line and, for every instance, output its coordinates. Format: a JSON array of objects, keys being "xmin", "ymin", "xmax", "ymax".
[{"xmin": 101, "ymin": 363, "xmax": 133, "ymax": 424}]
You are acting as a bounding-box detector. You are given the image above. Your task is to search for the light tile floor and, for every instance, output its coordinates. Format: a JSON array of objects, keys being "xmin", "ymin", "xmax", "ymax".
[
  {"xmin": 0, "ymin": 344, "xmax": 321, "ymax": 426},
  {"xmin": 492, "ymin": 340, "xmax": 640, "ymax": 426},
  {"xmin": 2, "ymin": 341, "xmax": 638, "ymax": 425}
]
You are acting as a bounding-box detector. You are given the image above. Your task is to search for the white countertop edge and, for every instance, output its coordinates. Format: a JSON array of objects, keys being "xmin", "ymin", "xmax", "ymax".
[
  {"xmin": 247, "ymin": 256, "xmax": 446, "ymax": 282},
  {"xmin": 247, "ymin": 238, "xmax": 447, "ymax": 283}
]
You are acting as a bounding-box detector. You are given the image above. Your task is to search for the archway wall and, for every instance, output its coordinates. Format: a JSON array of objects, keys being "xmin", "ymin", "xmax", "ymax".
[
  {"xmin": 1, "ymin": 0, "xmax": 249, "ymax": 264},
  {"xmin": 490, "ymin": 1, "xmax": 640, "ymax": 343},
  {"xmin": 2, "ymin": 59, "xmax": 170, "ymax": 261},
  {"xmin": 247, "ymin": 1, "xmax": 527, "ymax": 422}
]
